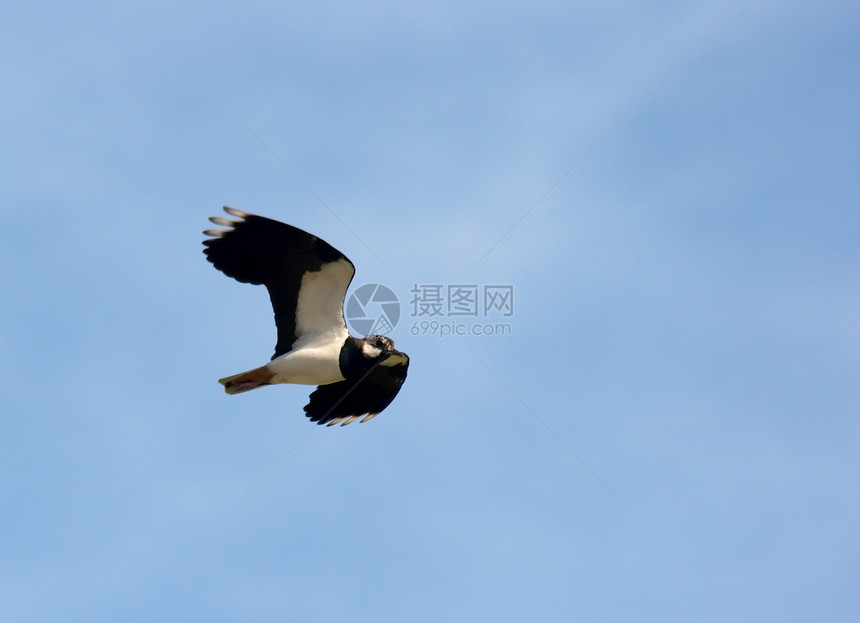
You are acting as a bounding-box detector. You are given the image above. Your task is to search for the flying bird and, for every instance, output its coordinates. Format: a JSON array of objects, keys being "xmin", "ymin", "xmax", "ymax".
[{"xmin": 203, "ymin": 207, "xmax": 409, "ymax": 426}]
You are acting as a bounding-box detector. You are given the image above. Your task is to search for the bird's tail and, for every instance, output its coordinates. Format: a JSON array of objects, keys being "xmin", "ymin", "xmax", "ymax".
[{"xmin": 218, "ymin": 365, "xmax": 273, "ymax": 395}]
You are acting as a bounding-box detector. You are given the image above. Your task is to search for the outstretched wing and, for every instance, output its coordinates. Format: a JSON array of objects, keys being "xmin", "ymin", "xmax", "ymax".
[
  {"xmin": 203, "ymin": 207, "xmax": 355, "ymax": 358},
  {"xmin": 304, "ymin": 356, "xmax": 410, "ymax": 426}
]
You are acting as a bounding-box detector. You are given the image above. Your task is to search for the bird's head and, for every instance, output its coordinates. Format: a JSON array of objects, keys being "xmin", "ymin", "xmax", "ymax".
[{"xmin": 362, "ymin": 335, "xmax": 408, "ymax": 366}]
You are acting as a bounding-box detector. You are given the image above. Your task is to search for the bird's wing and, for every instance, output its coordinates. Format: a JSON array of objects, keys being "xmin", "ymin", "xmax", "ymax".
[
  {"xmin": 203, "ymin": 207, "xmax": 355, "ymax": 358},
  {"xmin": 304, "ymin": 355, "xmax": 410, "ymax": 425}
]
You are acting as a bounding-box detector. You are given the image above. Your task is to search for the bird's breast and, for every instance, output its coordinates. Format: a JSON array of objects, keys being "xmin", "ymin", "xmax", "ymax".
[{"xmin": 268, "ymin": 338, "xmax": 346, "ymax": 386}]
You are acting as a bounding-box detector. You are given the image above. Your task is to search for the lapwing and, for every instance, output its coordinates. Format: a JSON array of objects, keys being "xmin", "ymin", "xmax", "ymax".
[{"xmin": 203, "ymin": 207, "xmax": 409, "ymax": 426}]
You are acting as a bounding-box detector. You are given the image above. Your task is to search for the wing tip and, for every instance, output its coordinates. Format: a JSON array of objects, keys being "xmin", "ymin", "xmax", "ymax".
[
  {"xmin": 203, "ymin": 207, "xmax": 252, "ymax": 240},
  {"xmin": 307, "ymin": 408, "xmax": 382, "ymax": 427},
  {"xmin": 308, "ymin": 411, "xmax": 382, "ymax": 426},
  {"xmin": 208, "ymin": 216, "xmax": 235, "ymax": 227},
  {"xmin": 223, "ymin": 206, "xmax": 249, "ymax": 218}
]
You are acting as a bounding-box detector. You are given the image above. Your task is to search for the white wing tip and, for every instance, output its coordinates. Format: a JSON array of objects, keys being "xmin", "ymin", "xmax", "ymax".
[
  {"xmin": 223, "ymin": 206, "xmax": 249, "ymax": 218},
  {"xmin": 323, "ymin": 414, "xmax": 371, "ymax": 427},
  {"xmin": 208, "ymin": 216, "xmax": 235, "ymax": 227},
  {"xmin": 204, "ymin": 207, "xmax": 251, "ymax": 238}
]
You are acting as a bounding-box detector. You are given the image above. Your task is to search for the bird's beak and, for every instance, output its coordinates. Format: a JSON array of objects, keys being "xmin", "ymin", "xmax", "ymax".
[{"xmin": 379, "ymin": 339, "xmax": 408, "ymax": 367}]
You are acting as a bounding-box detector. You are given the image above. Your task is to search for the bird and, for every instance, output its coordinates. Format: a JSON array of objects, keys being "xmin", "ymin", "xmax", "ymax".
[{"xmin": 203, "ymin": 207, "xmax": 409, "ymax": 426}]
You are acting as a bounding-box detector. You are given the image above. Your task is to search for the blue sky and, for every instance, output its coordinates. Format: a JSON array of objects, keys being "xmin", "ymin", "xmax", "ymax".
[{"xmin": 2, "ymin": 1, "xmax": 858, "ymax": 621}]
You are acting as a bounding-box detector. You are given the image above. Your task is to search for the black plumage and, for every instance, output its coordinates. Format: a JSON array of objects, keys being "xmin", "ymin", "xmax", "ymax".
[{"xmin": 203, "ymin": 210, "xmax": 352, "ymax": 359}]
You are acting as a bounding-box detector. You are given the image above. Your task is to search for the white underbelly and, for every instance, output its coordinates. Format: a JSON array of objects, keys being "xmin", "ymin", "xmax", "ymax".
[{"xmin": 268, "ymin": 342, "xmax": 345, "ymax": 386}]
